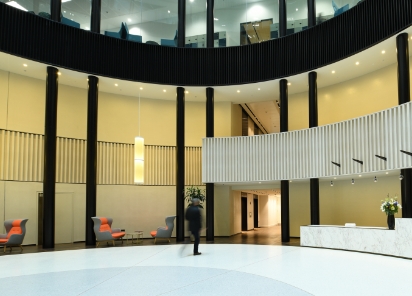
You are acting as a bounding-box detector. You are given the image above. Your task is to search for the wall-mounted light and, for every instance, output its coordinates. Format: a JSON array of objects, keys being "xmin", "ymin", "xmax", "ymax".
[
  {"xmin": 374, "ymin": 176, "xmax": 377, "ymax": 182},
  {"xmin": 330, "ymin": 181, "xmax": 333, "ymax": 186},
  {"xmin": 351, "ymin": 179, "xmax": 355, "ymax": 185},
  {"xmin": 399, "ymin": 174, "xmax": 404, "ymax": 181}
]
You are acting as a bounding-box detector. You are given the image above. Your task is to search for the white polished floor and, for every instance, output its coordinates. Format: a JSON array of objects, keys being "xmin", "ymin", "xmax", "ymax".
[{"xmin": 0, "ymin": 244, "xmax": 411, "ymax": 295}]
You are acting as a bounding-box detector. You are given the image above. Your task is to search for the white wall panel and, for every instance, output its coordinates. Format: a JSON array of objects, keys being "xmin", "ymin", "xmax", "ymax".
[{"xmin": 203, "ymin": 102, "xmax": 412, "ymax": 183}]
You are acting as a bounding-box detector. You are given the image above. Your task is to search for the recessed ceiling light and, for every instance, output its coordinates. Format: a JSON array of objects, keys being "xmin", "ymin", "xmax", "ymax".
[
  {"xmin": 190, "ymin": 0, "xmax": 194, "ymax": 2},
  {"xmin": 222, "ymin": 25, "xmax": 226, "ymax": 27},
  {"xmin": 334, "ymin": 177, "xmax": 337, "ymax": 179},
  {"xmin": 185, "ymin": 91, "xmax": 189, "ymax": 94},
  {"xmin": 332, "ymin": 70, "xmax": 335, "ymax": 74},
  {"xmin": 214, "ymin": 18, "xmax": 219, "ymax": 21},
  {"xmin": 57, "ymin": 72, "xmax": 61, "ymax": 75},
  {"xmin": 382, "ymin": 50, "xmax": 385, "ymax": 54},
  {"xmin": 140, "ymin": 87, "xmax": 143, "ymax": 90},
  {"xmin": 127, "ymin": 18, "xmax": 131, "ymax": 22},
  {"xmin": 23, "ymin": 64, "xmax": 27, "ymax": 67},
  {"xmin": 237, "ymin": 90, "xmax": 240, "ymax": 93},
  {"xmin": 356, "ymin": 62, "xmax": 359, "ymax": 65},
  {"xmin": 296, "ymin": 8, "xmax": 298, "ymax": 11},
  {"xmin": 168, "ymin": 10, "xmax": 170, "ymax": 13},
  {"xmin": 258, "ymin": 88, "xmax": 260, "ymax": 90},
  {"xmin": 386, "ymin": 172, "xmax": 389, "ymax": 174},
  {"xmin": 359, "ymin": 175, "xmax": 362, "ymax": 177},
  {"xmin": 287, "ymin": 82, "xmax": 291, "ymax": 85},
  {"xmin": 115, "ymin": 83, "xmax": 118, "ymax": 86},
  {"xmin": 289, "ymin": 180, "xmax": 292, "ymax": 183},
  {"xmin": 163, "ymin": 89, "xmax": 166, "ymax": 92}
]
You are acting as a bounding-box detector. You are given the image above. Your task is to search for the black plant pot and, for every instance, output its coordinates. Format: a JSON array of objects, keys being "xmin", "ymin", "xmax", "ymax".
[{"xmin": 387, "ymin": 214, "xmax": 395, "ymax": 230}]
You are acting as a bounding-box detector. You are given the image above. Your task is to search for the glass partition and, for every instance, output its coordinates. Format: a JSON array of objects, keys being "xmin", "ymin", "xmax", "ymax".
[
  {"xmin": 185, "ymin": 0, "xmax": 206, "ymax": 48},
  {"xmin": 316, "ymin": 0, "xmax": 362, "ymax": 24},
  {"xmin": 214, "ymin": 0, "xmax": 278, "ymax": 47},
  {"xmin": 61, "ymin": 0, "xmax": 91, "ymax": 30},
  {"xmin": 101, "ymin": 0, "xmax": 178, "ymax": 45},
  {"xmin": 286, "ymin": 0, "xmax": 307, "ymax": 36},
  {"xmin": 1, "ymin": 0, "xmax": 50, "ymax": 14}
]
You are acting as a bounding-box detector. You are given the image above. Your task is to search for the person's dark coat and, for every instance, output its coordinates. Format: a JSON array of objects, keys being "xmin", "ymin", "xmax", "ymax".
[{"xmin": 185, "ymin": 205, "xmax": 202, "ymax": 233}]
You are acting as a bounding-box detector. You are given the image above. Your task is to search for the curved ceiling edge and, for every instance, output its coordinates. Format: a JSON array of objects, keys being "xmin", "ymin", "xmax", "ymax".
[
  {"xmin": 0, "ymin": 0, "xmax": 411, "ymax": 86},
  {"xmin": 202, "ymin": 102, "xmax": 412, "ymax": 183}
]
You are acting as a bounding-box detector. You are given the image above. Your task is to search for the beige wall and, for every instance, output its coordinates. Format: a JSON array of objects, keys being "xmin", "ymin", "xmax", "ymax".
[
  {"xmin": 289, "ymin": 63, "xmax": 399, "ymax": 131},
  {"xmin": 213, "ymin": 185, "xmax": 232, "ymax": 236},
  {"xmin": 231, "ymin": 190, "xmax": 241, "ymax": 235},
  {"xmin": 258, "ymin": 195, "xmax": 268, "ymax": 227},
  {"xmin": 289, "ymin": 175, "xmax": 402, "ymax": 237},
  {"xmin": 0, "ymin": 70, "xmax": 9, "ymax": 129},
  {"xmin": 231, "ymin": 104, "xmax": 243, "ymax": 137}
]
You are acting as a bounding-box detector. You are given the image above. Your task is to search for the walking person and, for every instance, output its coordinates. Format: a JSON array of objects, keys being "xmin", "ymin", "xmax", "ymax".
[{"xmin": 185, "ymin": 198, "xmax": 202, "ymax": 255}]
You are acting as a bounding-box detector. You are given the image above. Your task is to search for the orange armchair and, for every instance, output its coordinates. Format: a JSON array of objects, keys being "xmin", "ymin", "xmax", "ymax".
[
  {"xmin": 91, "ymin": 217, "xmax": 125, "ymax": 247},
  {"xmin": 150, "ymin": 216, "xmax": 176, "ymax": 244},
  {"xmin": 0, "ymin": 219, "xmax": 28, "ymax": 252}
]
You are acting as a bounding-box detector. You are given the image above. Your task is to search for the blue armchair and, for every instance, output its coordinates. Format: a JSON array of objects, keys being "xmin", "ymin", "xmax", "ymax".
[
  {"xmin": 161, "ymin": 30, "xmax": 178, "ymax": 47},
  {"xmin": 105, "ymin": 22, "xmax": 142, "ymax": 43},
  {"xmin": 332, "ymin": 1, "xmax": 350, "ymax": 17}
]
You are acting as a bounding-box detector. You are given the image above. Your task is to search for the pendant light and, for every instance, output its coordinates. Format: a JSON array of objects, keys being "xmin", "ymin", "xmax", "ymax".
[{"xmin": 134, "ymin": 89, "xmax": 144, "ymax": 184}]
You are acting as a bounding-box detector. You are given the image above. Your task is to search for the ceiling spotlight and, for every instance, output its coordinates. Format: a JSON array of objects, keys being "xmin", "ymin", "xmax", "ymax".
[
  {"xmin": 185, "ymin": 91, "xmax": 189, "ymax": 94},
  {"xmin": 356, "ymin": 62, "xmax": 359, "ymax": 65},
  {"xmin": 359, "ymin": 175, "xmax": 362, "ymax": 177},
  {"xmin": 57, "ymin": 72, "xmax": 61, "ymax": 75},
  {"xmin": 140, "ymin": 87, "xmax": 143, "ymax": 90},
  {"xmin": 115, "ymin": 83, "xmax": 118, "ymax": 86},
  {"xmin": 287, "ymin": 82, "xmax": 291, "ymax": 86},
  {"xmin": 258, "ymin": 88, "xmax": 260, "ymax": 90},
  {"xmin": 382, "ymin": 50, "xmax": 386, "ymax": 54},
  {"xmin": 190, "ymin": 0, "xmax": 194, "ymax": 2},
  {"xmin": 168, "ymin": 10, "xmax": 170, "ymax": 13},
  {"xmin": 163, "ymin": 89, "xmax": 166, "ymax": 92},
  {"xmin": 214, "ymin": 18, "xmax": 219, "ymax": 21},
  {"xmin": 334, "ymin": 177, "xmax": 337, "ymax": 179},
  {"xmin": 399, "ymin": 174, "xmax": 404, "ymax": 181},
  {"xmin": 332, "ymin": 70, "xmax": 336, "ymax": 74},
  {"xmin": 237, "ymin": 90, "xmax": 240, "ymax": 93},
  {"xmin": 127, "ymin": 18, "xmax": 131, "ymax": 22},
  {"xmin": 351, "ymin": 179, "xmax": 355, "ymax": 185},
  {"xmin": 330, "ymin": 181, "xmax": 334, "ymax": 186},
  {"xmin": 23, "ymin": 64, "xmax": 27, "ymax": 67},
  {"xmin": 296, "ymin": 8, "xmax": 298, "ymax": 11},
  {"xmin": 374, "ymin": 176, "xmax": 377, "ymax": 182}
]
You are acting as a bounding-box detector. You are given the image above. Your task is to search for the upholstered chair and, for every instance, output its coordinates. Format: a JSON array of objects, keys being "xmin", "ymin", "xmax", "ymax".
[
  {"xmin": 91, "ymin": 217, "xmax": 125, "ymax": 247},
  {"xmin": 0, "ymin": 219, "xmax": 29, "ymax": 252},
  {"xmin": 150, "ymin": 216, "xmax": 176, "ymax": 243}
]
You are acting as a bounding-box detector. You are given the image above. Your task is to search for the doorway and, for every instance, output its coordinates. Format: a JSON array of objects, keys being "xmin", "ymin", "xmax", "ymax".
[
  {"xmin": 241, "ymin": 197, "xmax": 247, "ymax": 231},
  {"xmin": 254, "ymin": 197, "xmax": 259, "ymax": 228}
]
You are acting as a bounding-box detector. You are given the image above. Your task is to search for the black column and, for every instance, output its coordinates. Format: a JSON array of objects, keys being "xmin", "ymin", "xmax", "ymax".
[
  {"xmin": 206, "ymin": 87, "xmax": 214, "ymax": 241},
  {"xmin": 207, "ymin": 0, "xmax": 214, "ymax": 48},
  {"xmin": 178, "ymin": 0, "xmax": 186, "ymax": 47},
  {"xmin": 42, "ymin": 66, "xmax": 59, "ymax": 248},
  {"xmin": 279, "ymin": 79, "xmax": 290, "ymax": 242},
  {"xmin": 176, "ymin": 87, "xmax": 185, "ymax": 241},
  {"xmin": 86, "ymin": 76, "xmax": 99, "ymax": 246},
  {"xmin": 307, "ymin": 0, "xmax": 316, "ymax": 28},
  {"xmin": 397, "ymin": 33, "xmax": 412, "ymax": 218},
  {"xmin": 279, "ymin": 0, "xmax": 287, "ymax": 37},
  {"xmin": 90, "ymin": 0, "xmax": 101, "ymax": 33},
  {"xmin": 281, "ymin": 181, "xmax": 290, "ymax": 242},
  {"xmin": 309, "ymin": 71, "xmax": 320, "ymax": 225},
  {"xmin": 50, "ymin": 0, "xmax": 61, "ymax": 22}
]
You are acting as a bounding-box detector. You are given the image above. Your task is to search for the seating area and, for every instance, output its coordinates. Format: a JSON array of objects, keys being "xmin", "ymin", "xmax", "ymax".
[
  {"xmin": 0, "ymin": 219, "xmax": 28, "ymax": 253},
  {"xmin": 104, "ymin": 22, "xmax": 142, "ymax": 43},
  {"xmin": 150, "ymin": 216, "xmax": 176, "ymax": 244},
  {"xmin": 91, "ymin": 217, "xmax": 125, "ymax": 247}
]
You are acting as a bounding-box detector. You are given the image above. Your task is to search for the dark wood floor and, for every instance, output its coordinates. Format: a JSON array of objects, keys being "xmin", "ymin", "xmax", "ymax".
[{"xmin": 1, "ymin": 226, "xmax": 300, "ymax": 256}]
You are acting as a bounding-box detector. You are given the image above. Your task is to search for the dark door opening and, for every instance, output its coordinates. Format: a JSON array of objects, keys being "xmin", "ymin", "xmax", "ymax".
[
  {"xmin": 254, "ymin": 198, "xmax": 259, "ymax": 228},
  {"xmin": 241, "ymin": 197, "xmax": 247, "ymax": 231}
]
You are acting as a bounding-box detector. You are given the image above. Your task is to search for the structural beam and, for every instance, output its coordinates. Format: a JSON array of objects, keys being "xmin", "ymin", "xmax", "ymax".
[
  {"xmin": 42, "ymin": 66, "xmax": 59, "ymax": 248},
  {"xmin": 206, "ymin": 87, "xmax": 214, "ymax": 241},
  {"xmin": 279, "ymin": 0, "xmax": 287, "ymax": 37},
  {"xmin": 90, "ymin": 0, "xmax": 101, "ymax": 33},
  {"xmin": 307, "ymin": 0, "xmax": 316, "ymax": 27},
  {"xmin": 397, "ymin": 33, "xmax": 412, "ymax": 218},
  {"xmin": 176, "ymin": 87, "xmax": 185, "ymax": 241},
  {"xmin": 86, "ymin": 76, "xmax": 99, "ymax": 246},
  {"xmin": 206, "ymin": 0, "xmax": 214, "ymax": 48},
  {"xmin": 178, "ymin": 0, "xmax": 186, "ymax": 47},
  {"xmin": 50, "ymin": 0, "xmax": 61, "ymax": 22},
  {"xmin": 280, "ymin": 79, "xmax": 289, "ymax": 242}
]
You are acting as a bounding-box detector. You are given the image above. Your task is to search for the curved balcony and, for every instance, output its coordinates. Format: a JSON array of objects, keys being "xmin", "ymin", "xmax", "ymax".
[{"xmin": 0, "ymin": 0, "xmax": 411, "ymax": 86}]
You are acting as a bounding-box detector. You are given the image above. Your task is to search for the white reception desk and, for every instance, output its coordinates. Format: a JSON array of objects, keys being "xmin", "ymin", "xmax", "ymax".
[{"xmin": 300, "ymin": 218, "xmax": 412, "ymax": 259}]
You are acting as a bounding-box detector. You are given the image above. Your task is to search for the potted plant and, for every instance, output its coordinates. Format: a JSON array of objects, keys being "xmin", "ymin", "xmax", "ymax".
[
  {"xmin": 380, "ymin": 195, "xmax": 402, "ymax": 230},
  {"xmin": 184, "ymin": 186, "xmax": 206, "ymax": 208}
]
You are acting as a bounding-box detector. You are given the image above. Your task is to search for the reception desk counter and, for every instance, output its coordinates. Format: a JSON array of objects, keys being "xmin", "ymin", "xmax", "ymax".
[{"xmin": 300, "ymin": 218, "xmax": 412, "ymax": 259}]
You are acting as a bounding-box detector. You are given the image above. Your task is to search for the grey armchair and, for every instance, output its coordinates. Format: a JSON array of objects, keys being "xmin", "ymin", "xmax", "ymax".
[
  {"xmin": 91, "ymin": 217, "xmax": 125, "ymax": 247},
  {"xmin": 150, "ymin": 216, "xmax": 176, "ymax": 243},
  {"xmin": 0, "ymin": 219, "xmax": 28, "ymax": 252}
]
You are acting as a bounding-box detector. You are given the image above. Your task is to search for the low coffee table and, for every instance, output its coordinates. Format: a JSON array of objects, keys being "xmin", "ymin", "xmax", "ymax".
[{"xmin": 125, "ymin": 231, "xmax": 144, "ymax": 244}]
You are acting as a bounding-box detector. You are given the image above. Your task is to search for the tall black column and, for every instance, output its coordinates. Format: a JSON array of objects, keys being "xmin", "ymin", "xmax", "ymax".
[
  {"xmin": 307, "ymin": 0, "xmax": 316, "ymax": 27},
  {"xmin": 176, "ymin": 87, "xmax": 185, "ymax": 241},
  {"xmin": 279, "ymin": 0, "xmax": 287, "ymax": 37},
  {"xmin": 50, "ymin": 0, "xmax": 61, "ymax": 22},
  {"xmin": 206, "ymin": 87, "xmax": 214, "ymax": 241},
  {"xmin": 90, "ymin": 0, "xmax": 101, "ymax": 33},
  {"xmin": 178, "ymin": 0, "xmax": 186, "ymax": 47},
  {"xmin": 207, "ymin": 0, "xmax": 214, "ymax": 48},
  {"xmin": 309, "ymin": 71, "xmax": 320, "ymax": 225},
  {"xmin": 42, "ymin": 66, "xmax": 59, "ymax": 248},
  {"xmin": 280, "ymin": 79, "xmax": 290, "ymax": 242},
  {"xmin": 86, "ymin": 76, "xmax": 99, "ymax": 246},
  {"xmin": 397, "ymin": 33, "xmax": 412, "ymax": 218},
  {"xmin": 281, "ymin": 181, "xmax": 290, "ymax": 242}
]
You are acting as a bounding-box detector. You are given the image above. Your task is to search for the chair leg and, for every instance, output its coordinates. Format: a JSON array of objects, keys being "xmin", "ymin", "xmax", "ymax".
[
  {"xmin": 96, "ymin": 242, "xmax": 100, "ymax": 247},
  {"xmin": 154, "ymin": 238, "xmax": 156, "ymax": 244},
  {"xmin": 19, "ymin": 245, "xmax": 23, "ymax": 252},
  {"xmin": 3, "ymin": 245, "xmax": 5, "ymax": 253},
  {"xmin": 9, "ymin": 247, "xmax": 12, "ymax": 253},
  {"xmin": 112, "ymin": 240, "xmax": 115, "ymax": 246}
]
